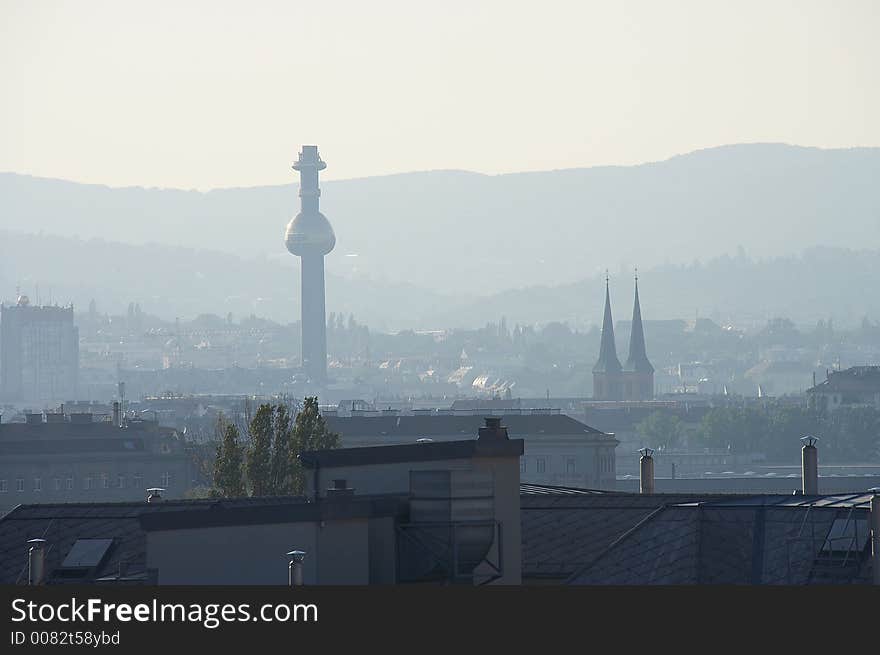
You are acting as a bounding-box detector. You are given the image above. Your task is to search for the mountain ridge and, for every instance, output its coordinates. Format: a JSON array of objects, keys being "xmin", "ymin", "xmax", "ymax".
[{"xmin": 2, "ymin": 142, "xmax": 879, "ymax": 300}]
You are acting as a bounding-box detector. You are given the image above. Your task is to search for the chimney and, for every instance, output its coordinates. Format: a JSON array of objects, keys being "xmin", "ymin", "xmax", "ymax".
[
  {"xmin": 287, "ymin": 550, "xmax": 306, "ymax": 586},
  {"xmin": 801, "ymin": 436, "xmax": 819, "ymax": 495},
  {"xmin": 27, "ymin": 539, "xmax": 47, "ymax": 585},
  {"xmin": 870, "ymin": 488, "xmax": 880, "ymax": 586},
  {"xmin": 639, "ymin": 448, "xmax": 655, "ymax": 494},
  {"xmin": 113, "ymin": 401, "xmax": 121, "ymax": 428},
  {"xmin": 478, "ymin": 416, "xmax": 508, "ymax": 440},
  {"xmin": 147, "ymin": 487, "xmax": 164, "ymax": 503}
]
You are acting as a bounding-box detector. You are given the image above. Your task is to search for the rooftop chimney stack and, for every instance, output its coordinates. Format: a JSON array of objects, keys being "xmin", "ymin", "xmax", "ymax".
[
  {"xmin": 27, "ymin": 539, "xmax": 47, "ymax": 585},
  {"xmin": 639, "ymin": 448, "xmax": 655, "ymax": 494},
  {"xmin": 478, "ymin": 417, "xmax": 509, "ymax": 440},
  {"xmin": 287, "ymin": 550, "xmax": 306, "ymax": 586},
  {"xmin": 801, "ymin": 436, "xmax": 819, "ymax": 495}
]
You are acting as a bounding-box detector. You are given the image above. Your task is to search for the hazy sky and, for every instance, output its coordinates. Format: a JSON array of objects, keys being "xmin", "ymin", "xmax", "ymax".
[{"xmin": 1, "ymin": 0, "xmax": 878, "ymax": 189}]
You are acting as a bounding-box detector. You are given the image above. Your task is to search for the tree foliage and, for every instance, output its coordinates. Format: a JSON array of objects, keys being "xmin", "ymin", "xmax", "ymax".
[
  {"xmin": 211, "ymin": 397, "xmax": 340, "ymax": 497},
  {"xmin": 692, "ymin": 404, "xmax": 880, "ymax": 461},
  {"xmin": 245, "ymin": 404, "xmax": 275, "ymax": 497},
  {"xmin": 213, "ymin": 421, "xmax": 245, "ymax": 497},
  {"xmin": 634, "ymin": 411, "xmax": 683, "ymax": 450},
  {"xmin": 289, "ymin": 396, "xmax": 341, "ymax": 494}
]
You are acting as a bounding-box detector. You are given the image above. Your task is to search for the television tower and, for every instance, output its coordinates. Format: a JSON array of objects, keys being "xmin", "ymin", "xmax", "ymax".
[{"xmin": 285, "ymin": 145, "xmax": 335, "ymax": 382}]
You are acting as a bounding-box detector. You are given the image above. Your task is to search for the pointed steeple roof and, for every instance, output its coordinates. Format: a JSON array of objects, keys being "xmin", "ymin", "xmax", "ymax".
[
  {"xmin": 625, "ymin": 273, "xmax": 654, "ymax": 374},
  {"xmin": 593, "ymin": 275, "xmax": 622, "ymax": 374}
]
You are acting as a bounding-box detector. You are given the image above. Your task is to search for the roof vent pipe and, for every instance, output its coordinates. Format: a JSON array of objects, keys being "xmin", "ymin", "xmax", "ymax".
[
  {"xmin": 287, "ymin": 550, "xmax": 306, "ymax": 586},
  {"xmin": 801, "ymin": 436, "xmax": 819, "ymax": 495},
  {"xmin": 27, "ymin": 539, "xmax": 47, "ymax": 585},
  {"xmin": 870, "ymin": 488, "xmax": 880, "ymax": 586},
  {"xmin": 639, "ymin": 448, "xmax": 655, "ymax": 494}
]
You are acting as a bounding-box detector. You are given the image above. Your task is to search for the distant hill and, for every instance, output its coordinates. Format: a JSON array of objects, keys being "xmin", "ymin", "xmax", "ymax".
[
  {"xmin": 0, "ymin": 231, "xmax": 461, "ymax": 331},
  {"xmin": 2, "ymin": 231, "xmax": 880, "ymax": 330},
  {"xmin": 3, "ymin": 143, "xmax": 879, "ymax": 297}
]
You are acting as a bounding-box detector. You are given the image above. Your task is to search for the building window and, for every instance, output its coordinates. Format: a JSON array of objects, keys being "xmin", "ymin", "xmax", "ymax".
[
  {"xmin": 102, "ymin": 473, "xmax": 110, "ymax": 489},
  {"xmin": 520, "ymin": 458, "xmax": 526, "ymax": 473},
  {"xmin": 566, "ymin": 458, "xmax": 576, "ymax": 475},
  {"xmin": 53, "ymin": 478, "xmax": 61, "ymax": 491},
  {"xmin": 16, "ymin": 478, "xmax": 25, "ymax": 493},
  {"xmin": 0, "ymin": 480, "xmax": 7, "ymax": 493},
  {"xmin": 34, "ymin": 478, "xmax": 42, "ymax": 492},
  {"xmin": 85, "ymin": 476, "xmax": 93, "ymax": 490},
  {"xmin": 161, "ymin": 472, "xmax": 172, "ymax": 488},
  {"xmin": 134, "ymin": 474, "xmax": 143, "ymax": 489},
  {"xmin": 118, "ymin": 474, "xmax": 125, "ymax": 489},
  {"xmin": 536, "ymin": 458, "xmax": 546, "ymax": 474},
  {"xmin": 66, "ymin": 477, "xmax": 73, "ymax": 491}
]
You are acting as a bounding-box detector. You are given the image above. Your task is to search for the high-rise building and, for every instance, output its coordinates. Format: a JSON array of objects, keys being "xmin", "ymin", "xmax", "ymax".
[
  {"xmin": 284, "ymin": 145, "xmax": 335, "ymax": 382},
  {"xmin": 1, "ymin": 296, "xmax": 79, "ymax": 403},
  {"xmin": 592, "ymin": 275, "xmax": 653, "ymax": 401}
]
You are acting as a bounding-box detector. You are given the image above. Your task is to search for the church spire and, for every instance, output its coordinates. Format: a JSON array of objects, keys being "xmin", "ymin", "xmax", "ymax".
[
  {"xmin": 593, "ymin": 273, "xmax": 622, "ymax": 374},
  {"xmin": 625, "ymin": 271, "xmax": 654, "ymax": 374}
]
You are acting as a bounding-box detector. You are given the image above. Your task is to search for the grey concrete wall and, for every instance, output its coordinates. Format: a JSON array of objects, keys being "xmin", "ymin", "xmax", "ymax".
[
  {"xmin": 473, "ymin": 455, "xmax": 521, "ymax": 585},
  {"xmin": 368, "ymin": 516, "xmax": 397, "ymax": 584},
  {"xmin": 316, "ymin": 519, "xmax": 370, "ymax": 584},
  {"xmin": 146, "ymin": 519, "xmax": 374, "ymax": 585},
  {"xmin": 147, "ymin": 522, "xmax": 320, "ymax": 585},
  {"xmin": 325, "ymin": 434, "xmax": 618, "ymax": 491},
  {"xmin": 306, "ymin": 458, "xmax": 475, "ymax": 498}
]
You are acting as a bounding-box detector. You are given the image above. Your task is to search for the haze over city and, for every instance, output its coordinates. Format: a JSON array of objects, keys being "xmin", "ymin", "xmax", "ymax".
[{"xmin": 2, "ymin": 0, "xmax": 880, "ymax": 601}]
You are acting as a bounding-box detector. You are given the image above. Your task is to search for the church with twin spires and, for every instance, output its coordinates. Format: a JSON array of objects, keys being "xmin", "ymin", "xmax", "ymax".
[{"xmin": 592, "ymin": 274, "xmax": 654, "ymax": 400}]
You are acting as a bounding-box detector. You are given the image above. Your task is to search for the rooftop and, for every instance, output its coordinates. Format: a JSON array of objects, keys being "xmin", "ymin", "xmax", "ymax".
[{"xmin": 324, "ymin": 413, "xmax": 610, "ymax": 439}]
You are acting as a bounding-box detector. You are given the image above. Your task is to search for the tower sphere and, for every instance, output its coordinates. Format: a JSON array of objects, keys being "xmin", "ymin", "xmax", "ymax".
[{"xmin": 284, "ymin": 211, "xmax": 336, "ymax": 256}]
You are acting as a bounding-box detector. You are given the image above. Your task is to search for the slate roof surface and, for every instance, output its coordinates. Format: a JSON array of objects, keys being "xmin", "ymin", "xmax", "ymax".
[
  {"xmin": 519, "ymin": 492, "xmax": 745, "ymax": 579},
  {"xmin": 565, "ymin": 499, "xmax": 874, "ymax": 585},
  {"xmin": 0, "ymin": 496, "xmax": 309, "ymax": 585}
]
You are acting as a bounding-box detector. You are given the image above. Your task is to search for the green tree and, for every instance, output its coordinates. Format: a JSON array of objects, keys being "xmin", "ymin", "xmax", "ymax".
[
  {"xmin": 213, "ymin": 422, "xmax": 245, "ymax": 497},
  {"xmin": 246, "ymin": 403, "xmax": 274, "ymax": 497},
  {"xmin": 290, "ymin": 396, "xmax": 341, "ymax": 494},
  {"xmin": 635, "ymin": 411, "xmax": 683, "ymax": 450},
  {"xmin": 270, "ymin": 403, "xmax": 294, "ymax": 494}
]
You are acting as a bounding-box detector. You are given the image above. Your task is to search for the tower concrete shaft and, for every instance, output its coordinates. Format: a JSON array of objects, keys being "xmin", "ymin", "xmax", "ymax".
[
  {"xmin": 285, "ymin": 145, "xmax": 335, "ymax": 382},
  {"xmin": 300, "ymin": 252, "xmax": 327, "ymax": 381}
]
